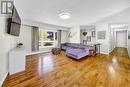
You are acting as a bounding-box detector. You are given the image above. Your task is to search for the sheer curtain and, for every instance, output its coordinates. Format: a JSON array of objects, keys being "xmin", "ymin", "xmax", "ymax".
[{"xmin": 32, "ymin": 26, "xmax": 39, "ymax": 52}]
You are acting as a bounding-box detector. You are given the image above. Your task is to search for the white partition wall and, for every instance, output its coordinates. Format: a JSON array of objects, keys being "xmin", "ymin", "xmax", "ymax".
[{"xmin": 9, "ymin": 48, "xmax": 26, "ymax": 75}]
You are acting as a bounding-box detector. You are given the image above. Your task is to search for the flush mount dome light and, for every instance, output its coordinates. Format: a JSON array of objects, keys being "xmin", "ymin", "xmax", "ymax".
[{"xmin": 59, "ymin": 12, "xmax": 71, "ymax": 19}]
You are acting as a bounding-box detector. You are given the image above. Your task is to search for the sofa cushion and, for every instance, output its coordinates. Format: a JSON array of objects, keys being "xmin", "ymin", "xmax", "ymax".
[
  {"xmin": 66, "ymin": 48, "xmax": 90, "ymax": 59},
  {"xmin": 66, "ymin": 49, "xmax": 85, "ymax": 55}
]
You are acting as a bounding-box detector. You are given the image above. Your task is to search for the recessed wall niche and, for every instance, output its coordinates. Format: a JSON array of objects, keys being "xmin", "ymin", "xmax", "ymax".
[{"xmin": 80, "ymin": 25, "xmax": 96, "ymax": 45}]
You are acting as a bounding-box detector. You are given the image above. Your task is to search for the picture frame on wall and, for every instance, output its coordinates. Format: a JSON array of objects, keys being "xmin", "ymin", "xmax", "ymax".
[
  {"xmin": 87, "ymin": 36, "xmax": 91, "ymax": 42},
  {"xmin": 97, "ymin": 31, "xmax": 106, "ymax": 39},
  {"xmin": 92, "ymin": 31, "xmax": 96, "ymax": 37}
]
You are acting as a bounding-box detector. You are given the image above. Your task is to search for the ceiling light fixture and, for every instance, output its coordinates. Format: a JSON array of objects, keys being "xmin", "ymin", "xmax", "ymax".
[{"xmin": 59, "ymin": 12, "xmax": 71, "ymax": 19}]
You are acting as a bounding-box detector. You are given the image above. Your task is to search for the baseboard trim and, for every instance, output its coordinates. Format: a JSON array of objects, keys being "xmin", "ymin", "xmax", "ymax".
[
  {"xmin": 26, "ymin": 50, "xmax": 51, "ymax": 56},
  {"xmin": 100, "ymin": 52, "xmax": 109, "ymax": 55},
  {"xmin": 0, "ymin": 72, "xmax": 8, "ymax": 87}
]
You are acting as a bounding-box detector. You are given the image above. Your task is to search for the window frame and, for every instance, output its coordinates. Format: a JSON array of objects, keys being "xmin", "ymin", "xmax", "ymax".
[{"xmin": 39, "ymin": 29, "xmax": 58, "ymax": 48}]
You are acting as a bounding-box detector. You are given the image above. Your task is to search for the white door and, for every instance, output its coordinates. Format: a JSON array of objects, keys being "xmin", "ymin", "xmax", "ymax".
[{"xmin": 116, "ymin": 30, "xmax": 127, "ymax": 48}]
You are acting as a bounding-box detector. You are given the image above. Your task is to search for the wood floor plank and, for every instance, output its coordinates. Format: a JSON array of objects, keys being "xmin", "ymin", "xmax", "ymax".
[{"xmin": 2, "ymin": 48, "xmax": 130, "ymax": 87}]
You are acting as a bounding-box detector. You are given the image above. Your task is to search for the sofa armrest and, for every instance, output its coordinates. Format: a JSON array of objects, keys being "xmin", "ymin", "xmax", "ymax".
[
  {"xmin": 61, "ymin": 43, "xmax": 67, "ymax": 46},
  {"xmin": 61, "ymin": 43, "xmax": 67, "ymax": 50}
]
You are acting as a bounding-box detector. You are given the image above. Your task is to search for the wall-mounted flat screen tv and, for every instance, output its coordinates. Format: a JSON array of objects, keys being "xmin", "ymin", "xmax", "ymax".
[{"xmin": 7, "ymin": 6, "xmax": 21, "ymax": 36}]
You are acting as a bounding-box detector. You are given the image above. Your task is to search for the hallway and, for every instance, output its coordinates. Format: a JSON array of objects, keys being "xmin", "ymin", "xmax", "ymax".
[{"xmin": 110, "ymin": 47, "xmax": 129, "ymax": 58}]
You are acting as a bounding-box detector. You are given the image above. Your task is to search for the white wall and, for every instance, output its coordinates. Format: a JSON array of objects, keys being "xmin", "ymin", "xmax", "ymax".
[
  {"xmin": 0, "ymin": 17, "xmax": 17, "ymax": 86},
  {"xmin": 128, "ymin": 24, "xmax": 130, "ymax": 57},
  {"xmin": 17, "ymin": 25, "xmax": 32, "ymax": 54},
  {"xmin": 61, "ymin": 30, "xmax": 69, "ymax": 43},
  {"xmin": 69, "ymin": 25, "xmax": 80, "ymax": 43},
  {"xmin": 96, "ymin": 23, "xmax": 110, "ymax": 54},
  {"xmin": 22, "ymin": 19, "xmax": 70, "ymax": 31},
  {"xmin": 87, "ymin": 30, "xmax": 96, "ymax": 44},
  {"xmin": 128, "ymin": 39, "xmax": 130, "ymax": 57}
]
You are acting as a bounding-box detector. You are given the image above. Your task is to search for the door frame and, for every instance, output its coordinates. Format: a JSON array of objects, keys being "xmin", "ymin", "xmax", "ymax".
[
  {"xmin": 109, "ymin": 23, "xmax": 129, "ymax": 53},
  {"xmin": 115, "ymin": 30, "xmax": 127, "ymax": 48}
]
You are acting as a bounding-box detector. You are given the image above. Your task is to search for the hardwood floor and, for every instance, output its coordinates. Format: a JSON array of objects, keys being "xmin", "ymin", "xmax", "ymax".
[
  {"xmin": 110, "ymin": 47, "xmax": 129, "ymax": 58},
  {"xmin": 2, "ymin": 48, "xmax": 130, "ymax": 87}
]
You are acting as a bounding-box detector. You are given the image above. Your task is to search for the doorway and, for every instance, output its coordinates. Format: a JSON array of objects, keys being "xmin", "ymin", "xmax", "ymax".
[{"xmin": 116, "ymin": 30, "xmax": 127, "ymax": 48}]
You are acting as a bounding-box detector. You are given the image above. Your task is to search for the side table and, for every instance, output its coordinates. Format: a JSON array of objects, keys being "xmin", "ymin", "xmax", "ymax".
[{"xmin": 89, "ymin": 49, "xmax": 96, "ymax": 56}]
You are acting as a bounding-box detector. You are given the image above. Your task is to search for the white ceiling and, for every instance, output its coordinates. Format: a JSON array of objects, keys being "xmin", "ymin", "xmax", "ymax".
[{"xmin": 14, "ymin": 0, "xmax": 130, "ymax": 27}]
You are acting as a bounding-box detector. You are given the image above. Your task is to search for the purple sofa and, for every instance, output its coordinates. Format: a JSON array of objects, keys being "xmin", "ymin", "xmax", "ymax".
[{"xmin": 61, "ymin": 43, "xmax": 93, "ymax": 60}]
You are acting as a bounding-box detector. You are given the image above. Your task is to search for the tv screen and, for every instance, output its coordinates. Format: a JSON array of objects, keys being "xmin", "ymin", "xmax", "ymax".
[{"xmin": 7, "ymin": 6, "xmax": 21, "ymax": 36}]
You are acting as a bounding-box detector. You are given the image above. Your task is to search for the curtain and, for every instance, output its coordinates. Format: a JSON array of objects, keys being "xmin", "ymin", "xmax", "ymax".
[
  {"xmin": 57, "ymin": 30, "xmax": 61, "ymax": 48},
  {"xmin": 32, "ymin": 26, "xmax": 39, "ymax": 52}
]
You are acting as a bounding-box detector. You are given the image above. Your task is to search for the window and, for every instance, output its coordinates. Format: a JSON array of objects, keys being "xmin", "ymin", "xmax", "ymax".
[{"xmin": 39, "ymin": 29, "xmax": 58, "ymax": 48}]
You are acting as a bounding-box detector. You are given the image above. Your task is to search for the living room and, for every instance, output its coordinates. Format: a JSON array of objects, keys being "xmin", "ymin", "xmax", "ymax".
[{"xmin": 0, "ymin": 0, "xmax": 130, "ymax": 87}]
